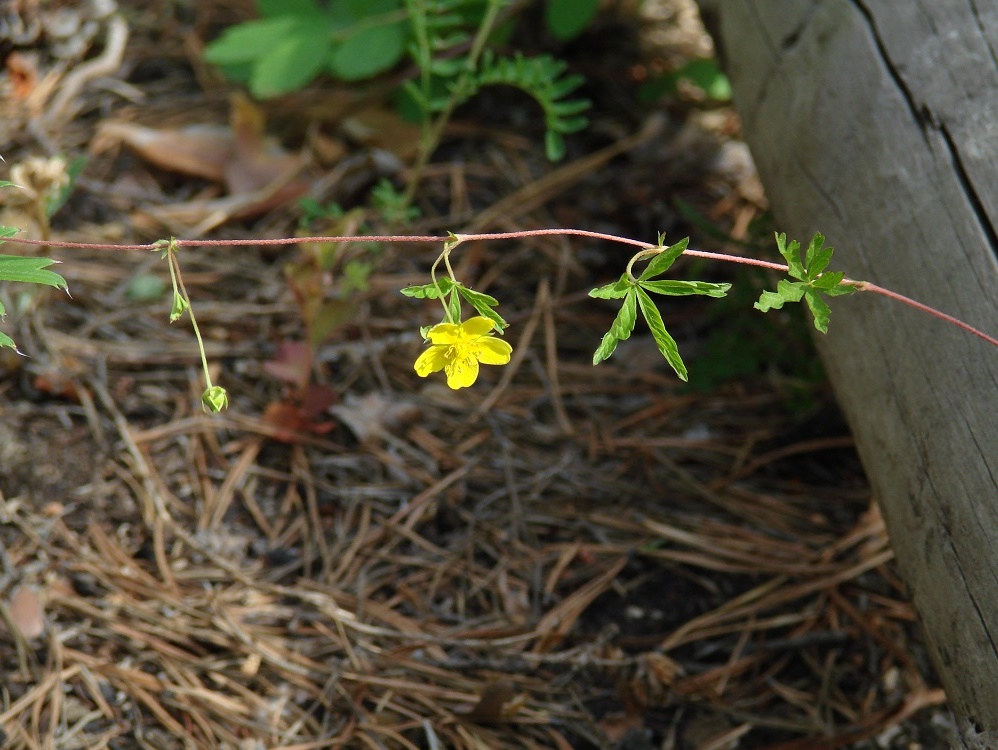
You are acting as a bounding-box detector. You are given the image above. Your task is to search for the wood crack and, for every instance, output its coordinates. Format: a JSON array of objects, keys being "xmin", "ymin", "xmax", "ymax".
[
  {"xmin": 939, "ymin": 123, "xmax": 998, "ymax": 265},
  {"xmin": 847, "ymin": 0, "xmax": 936, "ymax": 143}
]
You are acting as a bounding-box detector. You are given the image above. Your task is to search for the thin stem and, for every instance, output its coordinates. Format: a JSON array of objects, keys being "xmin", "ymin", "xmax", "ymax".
[
  {"xmin": 12, "ymin": 228, "xmax": 998, "ymax": 350},
  {"xmin": 625, "ymin": 247, "xmax": 664, "ymax": 280},
  {"xmin": 853, "ymin": 281, "xmax": 998, "ymax": 348},
  {"xmin": 169, "ymin": 250, "xmax": 212, "ymax": 388},
  {"xmin": 403, "ymin": 0, "xmax": 504, "ymax": 205}
]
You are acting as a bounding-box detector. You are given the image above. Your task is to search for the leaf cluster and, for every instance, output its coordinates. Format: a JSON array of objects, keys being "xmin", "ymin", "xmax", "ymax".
[
  {"xmin": 205, "ymin": 1, "xmax": 591, "ymax": 160},
  {"xmin": 205, "ymin": 0, "xmax": 409, "ymax": 97},
  {"xmin": 754, "ymin": 232, "xmax": 857, "ymax": 333},
  {"xmin": 401, "ymin": 276, "xmax": 507, "ymax": 333},
  {"xmin": 462, "ymin": 51, "xmax": 589, "ymax": 161},
  {"xmin": 588, "ymin": 237, "xmax": 730, "ymax": 381}
]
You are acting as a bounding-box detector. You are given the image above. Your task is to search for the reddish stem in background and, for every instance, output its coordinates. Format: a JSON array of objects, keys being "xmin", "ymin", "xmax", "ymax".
[{"xmin": 9, "ymin": 228, "xmax": 998, "ymax": 349}]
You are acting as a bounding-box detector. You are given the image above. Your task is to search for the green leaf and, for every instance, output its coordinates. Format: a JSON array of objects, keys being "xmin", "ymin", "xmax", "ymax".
[
  {"xmin": 544, "ymin": 130, "xmax": 566, "ymax": 162},
  {"xmin": 638, "ymin": 237, "xmax": 690, "ymax": 280},
  {"xmin": 775, "ymin": 232, "xmax": 805, "ymax": 280},
  {"xmin": 401, "ymin": 277, "xmax": 455, "ymax": 299},
  {"xmin": 754, "ymin": 289, "xmax": 787, "ymax": 313},
  {"xmin": 545, "ymin": 0, "xmax": 599, "ymax": 40},
  {"xmin": 811, "ymin": 270, "xmax": 845, "ymax": 290},
  {"xmin": 1, "ymin": 225, "xmax": 19, "ymax": 241},
  {"xmin": 329, "ymin": 21, "xmax": 406, "ymax": 81},
  {"xmin": 0, "ymin": 330, "xmax": 15, "ymax": 350},
  {"xmin": 589, "ymin": 273, "xmax": 632, "ymax": 300},
  {"xmin": 0, "ymin": 255, "xmax": 68, "ymax": 290},
  {"xmin": 804, "ymin": 234, "xmax": 833, "ymax": 278},
  {"xmin": 823, "ymin": 280, "xmax": 859, "ymax": 297},
  {"xmin": 548, "ymin": 98, "xmax": 592, "ymax": 117},
  {"xmin": 446, "ymin": 288, "xmax": 461, "ymax": 323},
  {"xmin": 592, "ymin": 289, "xmax": 637, "ymax": 365},
  {"xmin": 250, "ymin": 21, "xmax": 331, "ymax": 96},
  {"xmin": 804, "ymin": 290, "xmax": 832, "ymax": 333},
  {"xmin": 639, "ymin": 279, "xmax": 730, "ymax": 298},
  {"xmin": 457, "ymin": 285, "xmax": 507, "ymax": 332},
  {"xmin": 755, "ymin": 279, "xmax": 804, "ymax": 313},
  {"xmin": 636, "ymin": 287, "xmax": 687, "ymax": 381},
  {"xmin": 204, "ymin": 17, "xmax": 305, "ymax": 66}
]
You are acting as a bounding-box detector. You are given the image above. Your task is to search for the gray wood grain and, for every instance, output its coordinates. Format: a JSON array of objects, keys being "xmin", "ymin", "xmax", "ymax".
[{"xmin": 697, "ymin": 0, "xmax": 998, "ymax": 735}]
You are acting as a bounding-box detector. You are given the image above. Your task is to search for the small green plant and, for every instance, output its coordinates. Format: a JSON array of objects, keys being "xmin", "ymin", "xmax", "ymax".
[{"xmin": 204, "ymin": 0, "xmax": 591, "ymax": 166}]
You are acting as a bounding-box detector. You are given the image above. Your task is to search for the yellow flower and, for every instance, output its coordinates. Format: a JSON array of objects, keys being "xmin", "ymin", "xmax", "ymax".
[{"xmin": 414, "ymin": 316, "xmax": 512, "ymax": 389}]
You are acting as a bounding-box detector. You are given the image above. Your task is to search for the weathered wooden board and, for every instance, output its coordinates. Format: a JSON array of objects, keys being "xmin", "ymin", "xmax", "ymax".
[{"xmin": 697, "ymin": 0, "xmax": 998, "ymax": 738}]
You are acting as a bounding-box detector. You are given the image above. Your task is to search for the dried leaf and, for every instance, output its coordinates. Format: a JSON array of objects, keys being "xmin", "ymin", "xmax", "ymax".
[
  {"xmin": 330, "ymin": 392, "xmax": 421, "ymax": 443},
  {"xmin": 6, "ymin": 52, "xmax": 39, "ymax": 100},
  {"xmin": 261, "ymin": 397, "xmax": 336, "ymax": 443},
  {"xmin": 93, "ymin": 121, "xmax": 234, "ymax": 182},
  {"xmin": 224, "ymin": 93, "xmax": 302, "ymax": 195},
  {"xmin": 262, "ymin": 340, "xmax": 313, "ymax": 391},
  {"xmin": 7, "ymin": 585, "xmax": 45, "ymax": 639}
]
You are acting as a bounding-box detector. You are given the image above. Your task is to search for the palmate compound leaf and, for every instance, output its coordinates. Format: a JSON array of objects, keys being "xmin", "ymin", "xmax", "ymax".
[
  {"xmin": 636, "ymin": 287, "xmax": 688, "ymax": 381},
  {"xmin": 756, "ymin": 233, "xmax": 858, "ymax": 333},
  {"xmin": 592, "ymin": 288, "xmax": 637, "ymax": 365}
]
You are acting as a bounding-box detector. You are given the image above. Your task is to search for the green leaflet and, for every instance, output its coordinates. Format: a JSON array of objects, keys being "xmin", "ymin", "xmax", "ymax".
[
  {"xmin": 638, "ymin": 237, "xmax": 689, "ymax": 280},
  {"xmin": 0, "ymin": 255, "xmax": 68, "ymax": 290},
  {"xmin": 401, "ymin": 276, "xmax": 456, "ymax": 299},
  {"xmin": 639, "ymin": 279, "xmax": 730, "ymax": 298},
  {"xmin": 636, "ymin": 287, "xmax": 687, "ymax": 381},
  {"xmin": 592, "ymin": 288, "xmax": 636, "ymax": 365},
  {"xmin": 589, "ymin": 274, "xmax": 631, "ymax": 300},
  {"xmin": 456, "ymin": 284, "xmax": 507, "ymax": 332}
]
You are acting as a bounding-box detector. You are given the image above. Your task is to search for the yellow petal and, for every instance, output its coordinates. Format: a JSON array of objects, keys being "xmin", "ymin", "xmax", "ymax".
[
  {"xmin": 445, "ymin": 355, "xmax": 480, "ymax": 389},
  {"xmin": 414, "ymin": 345, "xmax": 448, "ymax": 377},
  {"xmin": 461, "ymin": 316, "xmax": 495, "ymax": 337},
  {"xmin": 473, "ymin": 337, "xmax": 512, "ymax": 365},
  {"xmin": 426, "ymin": 323, "xmax": 461, "ymax": 345}
]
